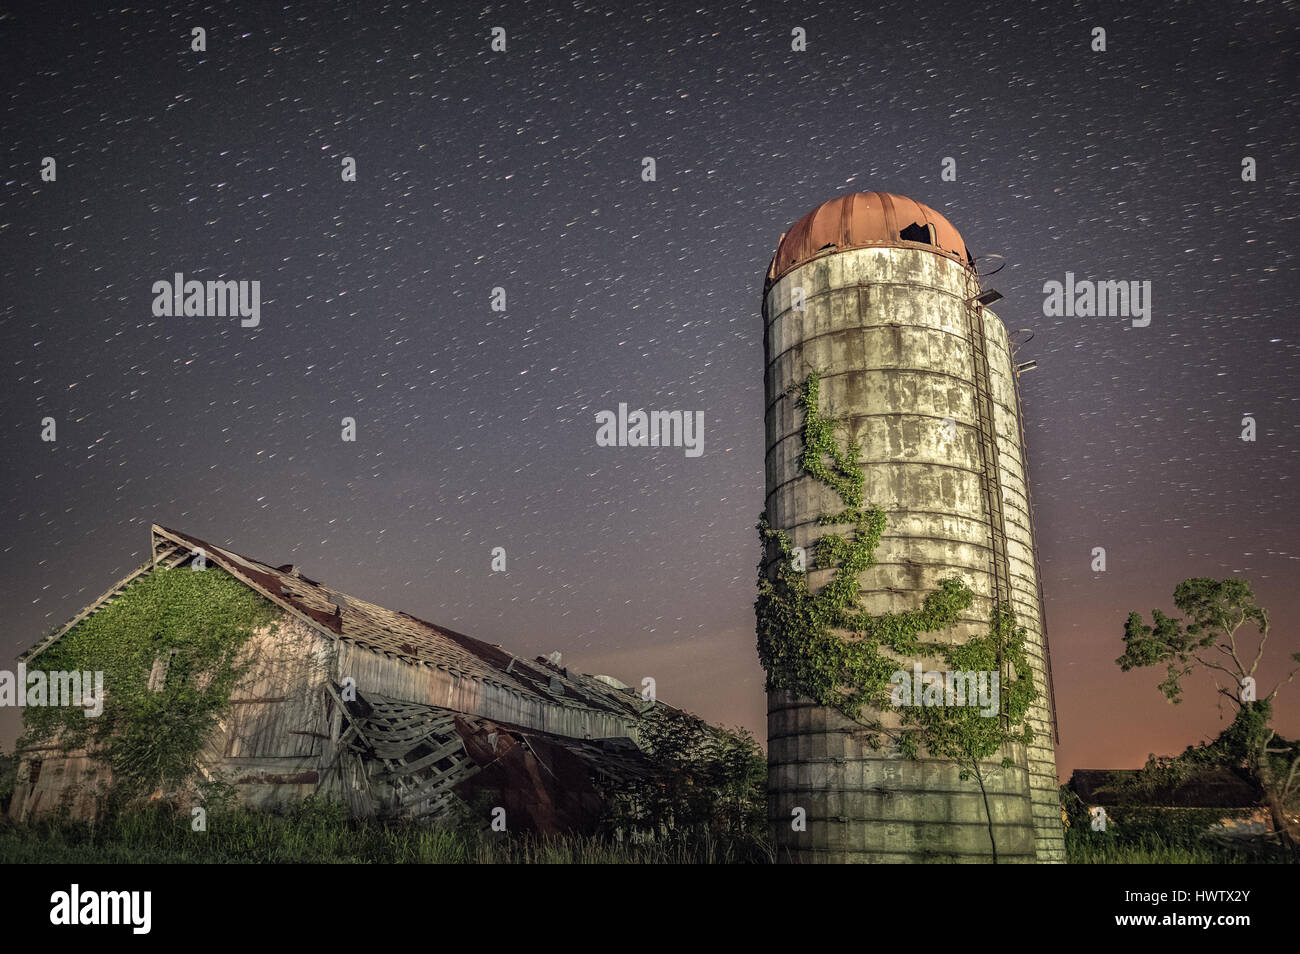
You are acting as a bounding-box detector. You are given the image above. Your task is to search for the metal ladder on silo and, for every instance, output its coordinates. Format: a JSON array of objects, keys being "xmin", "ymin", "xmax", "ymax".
[{"xmin": 963, "ymin": 273, "xmax": 1014, "ymax": 730}]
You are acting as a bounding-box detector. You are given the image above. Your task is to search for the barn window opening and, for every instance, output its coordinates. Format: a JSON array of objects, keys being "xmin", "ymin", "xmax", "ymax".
[
  {"xmin": 149, "ymin": 648, "xmax": 178, "ymax": 691},
  {"xmin": 899, "ymin": 222, "xmax": 936, "ymax": 245},
  {"xmin": 149, "ymin": 647, "xmax": 196, "ymax": 691},
  {"xmin": 29, "ymin": 759, "xmax": 42, "ymax": 784}
]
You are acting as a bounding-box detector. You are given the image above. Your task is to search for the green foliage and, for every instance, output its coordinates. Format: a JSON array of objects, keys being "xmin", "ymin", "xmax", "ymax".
[
  {"xmin": 1061, "ymin": 772, "xmax": 1274, "ymax": 864},
  {"xmin": 19, "ymin": 566, "xmax": 279, "ymax": 799},
  {"xmin": 1185, "ymin": 700, "xmax": 1286, "ymax": 772},
  {"xmin": 4, "ymin": 798, "xmax": 1276, "ymax": 864},
  {"xmin": 1117, "ymin": 577, "xmax": 1269, "ymax": 704},
  {"xmin": 755, "ymin": 372, "xmax": 1042, "ymax": 859},
  {"xmin": 1104, "ymin": 758, "xmax": 1253, "ymax": 844},
  {"xmin": 795, "ymin": 369, "xmax": 865, "ymax": 508},
  {"xmin": 1063, "ymin": 706, "xmax": 1300, "ymax": 866},
  {"xmin": 1116, "ymin": 577, "xmax": 1300, "ymax": 855},
  {"xmin": 1066, "ymin": 832, "xmax": 1266, "ymax": 864},
  {"xmin": 617, "ymin": 714, "xmax": 767, "ymax": 856},
  {"xmin": 755, "ymin": 371, "xmax": 1034, "ymax": 737},
  {"xmin": 899, "ymin": 604, "xmax": 1036, "ymax": 774}
]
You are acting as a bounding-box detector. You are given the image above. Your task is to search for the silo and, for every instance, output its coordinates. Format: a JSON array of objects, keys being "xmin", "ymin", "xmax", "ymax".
[{"xmin": 759, "ymin": 192, "xmax": 1064, "ymax": 863}]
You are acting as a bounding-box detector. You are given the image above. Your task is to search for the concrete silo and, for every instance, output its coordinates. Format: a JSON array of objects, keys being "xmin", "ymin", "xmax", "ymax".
[{"xmin": 759, "ymin": 192, "xmax": 1064, "ymax": 863}]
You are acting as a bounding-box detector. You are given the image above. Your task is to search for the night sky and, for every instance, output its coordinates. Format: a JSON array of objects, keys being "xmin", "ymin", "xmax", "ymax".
[{"xmin": 2, "ymin": 1, "xmax": 1297, "ymax": 780}]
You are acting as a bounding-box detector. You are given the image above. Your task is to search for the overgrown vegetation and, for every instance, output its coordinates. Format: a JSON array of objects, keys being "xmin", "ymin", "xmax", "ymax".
[
  {"xmin": 755, "ymin": 371, "xmax": 978, "ymax": 720},
  {"xmin": 754, "ymin": 370, "xmax": 1037, "ymax": 859},
  {"xmin": 1116, "ymin": 578, "xmax": 1300, "ymax": 858},
  {"xmin": 0, "ymin": 796, "xmax": 772, "ymax": 865},
  {"xmin": 3, "ymin": 795, "xmax": 1272, "ymax": 864},
  {"xmin": 616, "ymin": 716, "xmax": 767, "ymax": 857},
  {"xmin": 11, "ymin": 562, "xmax": 768, "ymax": 859},
  {"xmin": 19, "ymin": 566, "xmax": 279, "ymax": 802},
  {"xmin": 1060, "ymin": 772, "xmax": 1287, "ymax": 865},
  {"xmin": 897, "ymin": 604, "xmax": 1036, "ymax": 862}
]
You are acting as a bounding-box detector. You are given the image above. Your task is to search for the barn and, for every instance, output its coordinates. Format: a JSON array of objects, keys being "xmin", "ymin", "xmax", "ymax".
[{"xmin": 8, "ymin": 524, "xmax": 691, "ymax": 833}]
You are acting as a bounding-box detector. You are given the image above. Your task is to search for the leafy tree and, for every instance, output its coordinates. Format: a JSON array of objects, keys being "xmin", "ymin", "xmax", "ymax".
[
  {"xmin": 892, "ymin": 602, "xmax": 1037, "ymax": 862},
  {"xmin": 1117, "ymin": 578, "xmax": 1300, "ymax": 854}
]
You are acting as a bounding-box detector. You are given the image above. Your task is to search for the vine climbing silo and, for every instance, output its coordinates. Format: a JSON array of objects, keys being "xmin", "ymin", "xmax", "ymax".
[{"xmin": 758, "ymin": 192, "xmax": 1064, "ymax": 863}]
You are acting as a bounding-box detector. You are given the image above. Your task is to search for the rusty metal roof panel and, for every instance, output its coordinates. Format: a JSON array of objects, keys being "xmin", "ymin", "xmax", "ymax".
[
  {"xmin": 22, "ymin": 523, "xmax": 647, "ymax": 718},
  {"xmin": 767, "ymin": 191, "xmax": 972, "ymax": 288},
  {"xmin": 151, "ymin": 525, "xmax": 650, "ymax": 714}
]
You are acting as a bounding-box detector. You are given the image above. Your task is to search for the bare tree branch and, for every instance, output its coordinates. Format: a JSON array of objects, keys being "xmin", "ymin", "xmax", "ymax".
[{"xmin": 1266, "ymin": 663, "xmax": 1300, "ymax": 703}]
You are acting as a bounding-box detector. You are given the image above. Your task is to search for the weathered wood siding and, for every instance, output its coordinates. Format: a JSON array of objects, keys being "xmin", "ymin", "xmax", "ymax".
[
  {"xmin": 7, "ymin": 748, "xmax": 106, "ymax": 822},
  {"xmin": 11, "ymin": 608, "xmax": 642, "ymax": 820},
  {"xmin": 334, "ymin": 640, "xmax": 636, "ymax": 740},
  {"xmin": 205, "ymin": 616, "xmax": 333, "ymax": 810},
  {"xmin": 220, "ymin": 617, "xmax": 330, "ymax": 759}
]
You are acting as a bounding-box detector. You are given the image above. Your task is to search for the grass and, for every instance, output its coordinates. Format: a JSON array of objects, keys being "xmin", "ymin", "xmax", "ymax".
[
  {"xmin": 0, "ymin": 804, "xmax": 1286, "ymax": 864},
  {"xmin": 1068, "ymin": 840, "xmax": 1248, "ymax": 864},
  {"xmin": 0, "ymin": 802, "xmax": 773, "ymax": 864},
  {"xmin": 1066, "ymin": 833, "xmax": 1290, "ymax": 864}
]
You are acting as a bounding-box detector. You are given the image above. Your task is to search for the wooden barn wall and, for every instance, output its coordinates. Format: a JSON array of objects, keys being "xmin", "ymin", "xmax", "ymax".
[
  {"xmin": 10, "ymin": 607, "xmax": 641, "ymax": 821},
  {"xmin": 206, "ymin": 615, "xmax": 334, "ymax": 811},
  {"xmin": 7, "ymin": 747, "xmax": 105, "ymax": 822},
  {"xmin": 333, "ymin": 640, "xmax": 637, "ymax": 741}
]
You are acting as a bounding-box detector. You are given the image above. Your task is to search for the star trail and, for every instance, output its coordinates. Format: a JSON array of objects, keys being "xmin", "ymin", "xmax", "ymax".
[{"xmin": 1, "ymin": 0, "xmax": 1297, "ymax": 778}]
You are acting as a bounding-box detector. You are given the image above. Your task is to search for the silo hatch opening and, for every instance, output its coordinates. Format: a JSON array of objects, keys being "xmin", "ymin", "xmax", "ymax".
[{"xmin": 899, "ymin": 222, "xmax": 936, "ymax": 245}]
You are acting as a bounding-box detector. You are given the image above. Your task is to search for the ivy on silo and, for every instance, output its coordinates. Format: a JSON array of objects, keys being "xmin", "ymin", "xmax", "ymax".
[{"xmin": 756, "ymin": 370, "xmax": 1012, "ymax": 723}]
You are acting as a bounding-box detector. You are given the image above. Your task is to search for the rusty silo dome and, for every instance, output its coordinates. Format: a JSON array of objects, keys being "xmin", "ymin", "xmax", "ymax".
[{"xmin": 766, "ymin": 192, "xmax": 973, "ymax": 288}]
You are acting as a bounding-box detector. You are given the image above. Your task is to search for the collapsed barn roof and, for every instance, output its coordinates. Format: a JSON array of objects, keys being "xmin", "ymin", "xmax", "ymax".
[
  {"xmin": 21, "ymin": 524, "xmax": 662, "ymax": 724},
  {"xmin": 338, "ymin": 687, "xmax": 662, "ymax": 830}
]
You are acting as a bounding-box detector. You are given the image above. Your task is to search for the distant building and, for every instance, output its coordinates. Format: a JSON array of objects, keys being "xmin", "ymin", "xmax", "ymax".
[
  {"xmin": 1067, "ymin": 767, "xmax": 1275, "ymax": 840},
  {"xmin": 1068, "ymin": 767, "xmax": 1261, "ymax": 809},
  {"xmin": 9, "ymin": 524, "xmax": 683, "ymax": 833}
]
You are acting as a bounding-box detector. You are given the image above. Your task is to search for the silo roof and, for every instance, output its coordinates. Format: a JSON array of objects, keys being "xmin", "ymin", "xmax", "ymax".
[{"xmin": 767, "ymin": 192, "xmax": 972, "ymax": 286}]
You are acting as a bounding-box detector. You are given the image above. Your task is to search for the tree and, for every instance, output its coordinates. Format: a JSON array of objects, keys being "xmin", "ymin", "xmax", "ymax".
[
  {"xmin": 1116, "ymin": 578, "xmax": 1300, "ymax": 854},
  {"xmin": 892, "ymin": 602, "xmax": 1037, "ymax": 863}
]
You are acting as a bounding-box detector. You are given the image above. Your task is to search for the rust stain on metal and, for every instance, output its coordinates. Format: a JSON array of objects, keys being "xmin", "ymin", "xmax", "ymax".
[
  {"xmin": 452, "ymin": 715, "xmax": 605, "ymax": 836},
  {"xmin": 767, "ymin": 191, "xmax": 972, "ymax": 289}
]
